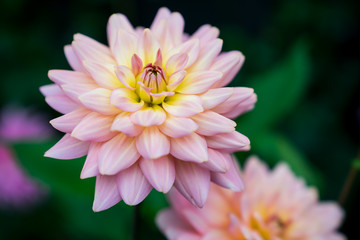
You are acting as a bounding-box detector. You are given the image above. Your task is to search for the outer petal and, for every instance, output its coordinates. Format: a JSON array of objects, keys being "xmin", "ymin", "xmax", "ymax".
[
  {"xmin": 98, "ymin": 133, "xmax": 139, "ymax": 175},
  {"xmin": 48, "ymin": 70, "xmax": 94, "ymax": 85},
  {"xmin": 116, "ymin": 163, "xmax": 153, "ymax": 205},
  {"xmin": 175, "ymin": 71, "xmax": 223, "ymax": 94},
  {"xmin": 93, "ymin": 175, "xmax": 121, "ymax": 212},
  {"xmin": 136, "ymin": 127, "xmax": 170, "ymax": 159},
  {"xmin": 170, "ymin": 133, "xmax": 208, "ymax": 163},
  {"xmin": 165, "ymin": 38, "xmax": 200, "ymax": 68},
  {"xmin": 40, "ymin": 85, "xmax": 79, "ymax": 114},
  {"xmin": 188, "ymin": 39, "xmax": 222, "ymax": 71},
  {"xmin": 201, "ymin": 148, "xmax": 229, "ymax": 173},
  {"xmin": 79, "ymin": 88, "xmax": 120, "ymax": 115},
  {"xmin": 206, "ymin": 131, "xmax": 250, "ymax": 152},
  {"xmin": 50, "ymin": 108, "xmax": 90, "ymax": 133},
  {"xmin": 83, "ymin": 60, "xmax": 121, "ymax": 89},
  {"xmin": 139, "ymin": 155, "xmax": 175, "ymax": 193},
  {"xmin": 64, "ymin": 45, "xmax": 86, "ymax": 72},
  {"xmin": 107, "ymin": 13, "xmax": 135, "ymax": 51},
  {"xmin": 163, "ymin": 94, "xmax": 203, "ymax": 117},
  {"xmin": 81, "ymin": 142, "xmax": 102, "ymax": 179},
  {"xmin": 111, "ymin": 112, "xmax": 144, "ymax": 137},
  {"xmin": 191, "ymin": 111, "xmax": 236, "ymax": 136},
  {"xmin": 112, "ymin": 30, "xmax": 137, "ymax": 66},
  {"xmin": 150, "ymin": 7, "xmax": 171, "ymax": 31},
  {"xmin": 211, "ymin": 87, "xmax": 254, "ymax": 114},
  {"xmin": 222, "ymin": 93, "xmax": 257, "ymax": 119},
  {"xmin": 110, "ymin": 88, "xmax": 144, "ymax": 112},
  {"xmin": 211, "ymin": 155, "xmax": 244, "ymax": 191},
  {"xmin": 174, "ymin": 161, "xmax": 210, "ymax": 207},
  {"xmin": 159, "ymin": 115, "xmax": 198, "ymax": 138},
  {"xmin": 166, "ymin": 53, "xmax": 188, "ymax": 76},
  {"xmin": 200, "ymin": 88, "xmax": 233, "ymax": 110},
  {"xmin": 44, "ymin": 134, "xmax": 90, "ymax": 159},
  {"xmin": 130, "ymin": 105, "xmax": 166, "ymax": 127},
  {"xmin": 61, "ymin": 83, "xmax": 98, "ymax": 104},
  {"xmin": 192, "ymin": 25, "xmax": 220, "ymax": 45},
  {"xmin": 71, "ymin": 112, "xmax": 116, "ymax": 142}
]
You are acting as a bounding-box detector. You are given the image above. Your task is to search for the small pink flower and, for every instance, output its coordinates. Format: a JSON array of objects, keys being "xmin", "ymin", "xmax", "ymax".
[
  {"xmin": 41, "ymin": 7, "xmax": 257, "ymax": 211},
  {"xmin": 157, "ymin": 156, "xmax": 346, "ymax": 240}
]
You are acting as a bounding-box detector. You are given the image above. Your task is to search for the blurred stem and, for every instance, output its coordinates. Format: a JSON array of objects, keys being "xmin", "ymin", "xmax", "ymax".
[
  {"xmin": 338, "ymin": 153, "xmax": 360, "ymax": 206},
  {"xmin": 133, "ymin": 203, "xmax": 141, "ymax": 240}
]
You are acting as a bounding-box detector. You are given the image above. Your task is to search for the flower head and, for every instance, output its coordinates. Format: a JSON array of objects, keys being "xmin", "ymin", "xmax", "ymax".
[
  {"xmin": 41, "ymin": 7, "xmax": 257, "ymax": 211},
  {"xmin": 157, "ymin": 156, "xmax": 345, "ymax": 240}
]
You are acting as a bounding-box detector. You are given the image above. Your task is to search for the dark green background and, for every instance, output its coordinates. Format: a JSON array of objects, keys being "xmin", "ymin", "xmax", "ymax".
[{"xmin": 0, "ymin": 0, "xmax": 359, "ymax": 239}]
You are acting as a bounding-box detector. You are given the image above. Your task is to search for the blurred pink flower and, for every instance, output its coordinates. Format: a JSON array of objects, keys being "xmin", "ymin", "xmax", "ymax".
[
  {"xmin": 157, "ymin": 156, "xmax": 346, "ymax": 240},
  {"xmin": 0, "ymin": 106, "xmax": 50, "ymax": 209},
  {"xmin": 41, "ymin": 7, "xmax": 257, "ymax": 211}
]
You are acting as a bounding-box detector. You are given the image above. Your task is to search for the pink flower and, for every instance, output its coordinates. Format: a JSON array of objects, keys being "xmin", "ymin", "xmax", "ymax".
[
  {"xmin": 157, "ymin": 156, "xmax": 346, "ymax": 240},
  {"xmin": 41, "ymin": 7, "xmax": 257, "ymax": 211}
]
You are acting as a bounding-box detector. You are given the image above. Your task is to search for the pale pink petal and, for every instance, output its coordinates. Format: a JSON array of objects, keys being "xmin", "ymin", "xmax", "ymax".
[
  {"xmin": 211, "ymin": 155, "xmax": 244, "ymax": 191},
  {"xmin": 191, "ymin": 111, "xmax": 236, "ymax": 136},
  {"xmin": 80, "ymin": 142, "xmax": 101, "ymax": 179},
  {"xmin": 150, "ymin": 7, "xmax": 171, "ymax": 30},
  {"xmin": 151, "ymin": 18, "xmax": 174, "ymax": 53},
  {"xmin": 163, "ymin": 94, "xmax": 203, "ymax": 117},
  {"xmin": 44, "ymin": 94, "xmax": 79, "ymax": 114},
  {"xmin": 98, "ymin": 133, "xmax": 139, "ymax": 175},
  {"xmin": 159, "ymin": 115, "xmax": 198, "ymax": 138},
  {"xmin": 112, "ymin": 30, "xmax": 137, "ymax": 66},
  {"xmin": 167, "ymin": 70, "xmax": 187, "ymax": 92},
  {"xmin": 79, "ymin": 88, "xmax": 120, "ymax": 115},
  {"xmin": 131, "ymin": 54, "xmax": 143, "ymax": 76},
  {"xmin": 211, "ymin": 51, "xmax": 245, "ymax": 88},
  {"xmin": 115, "ymin": 65, "xmax": 137, "ymax": 89},
  {"xmin": 137, "ymin": 28, "xmax": 161, "ymax": 64},
  {"xmin": 168, "ymin": 12, "xmax": 185, "ymax": 46},
  {"xmin": 107, "ymin": 13, "xmax": 135, "ymax": 51},
  {"xmin": 50, "ymin": 108, "xmax": 90, "ymax": 133},
  {"xmin": 71, "ymin": 112, "xmax": 116, "ymax": 142},
  {"xmin": 116, "ymin": 163, "xmax": 152, "ymax": 205},
  {"xmin": 61, "ymin": 83, "xmax": 98, "ymax": 104},
  {"xmin": 201, "ymin": 148, "xmax": 229, "ymax": 173},
  {"xmin": 83, "ymin": 60, "xmax": 121, "ymax": 89},
  {"xmin": 44, "ymin": 134, "xmax": 90, "ymax": 159},
  {"xmin": 150, "ymin": 91, "xmax": 175, "ymax": 105},
  {"xmin": 191, "ymin": 25, "xmax": 220, "ymax": 45},
  {"xmin": 130, "ymin": 105, "xmax": 166, "ymax": 126},
  {"xmin": 200, "ymin": 88, "xmax": 233, "ymax": 110},
  {"xmin": 139, "ymin": 155, "xmax": 175, "ymax": 193},
  {"xmin": 110, "ymin": 88, "xmax": 144, "ymax": 112},
  {"xmin": 39, "ymin": 84, "xmax": 63, "ymax": 97},
  {"xmin": 111, "ymin": 112, "xmax": 144, "ymax": 137},
  {"xmin": 221, "ymin": 93, "xmax": 257, "ymax": 119},
  {"xmin": 174, "ymin": 161, "xmax": 210, "ymax": 207},
  {"xmin": 165, "ymin": 38, "xmax": 200, "ymax": 68},
  {"xmin": 64, "ymin": 45, "xmax": 86, "ymax": 72},
  {"xmin": 211, "ymin": 87, "xmax": 254, "ymax": 114},
  {"xmin": 188, "ymin": 39, "xmax": 222, "ymax": 71},
  {"xmin": 93, "ymin": 175, "xmax": 121, "ymax": 212},
  {"xmin": 166, "ymin": 53, "xmax": 188, "ymax": 75},
  {"xmin": 170, "ymin": 133, "xmax": 208, "ymax": 163},
  {"xmin": 48, "ymin": 70, "xmax": 94, "ymax": 85},
  {"xmin": 136, "ymin": 127, "xmax": 170, "ymax": 159},
  {"xmin": 206, "ymin": 131, "xmax": 250, "ymax": 152},
  {"xmin": 175, "ymin": 70, "xmax": 223, "ymax": 94}
]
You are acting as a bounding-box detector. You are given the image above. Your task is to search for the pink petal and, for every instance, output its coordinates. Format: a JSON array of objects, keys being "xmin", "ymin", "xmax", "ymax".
[
  {"xmin": 110, "ymin": 88, "xmax": 144, "ymax": 112},
  {"xmin": 44, "ymin": 94, "xmax": 79, "ymax": 114},
  {"xmin": 150, "ymin": 7, "xmax": 171, "ymax": 30},
  {"xmin": 174, "ymin": 161, "xmax": 210, "ymax": 207},
  {"xmin": 107, "ymin": 13, "xmax": 135, "ymax": 51},
  {"xmin": 112, "ymin": 30, "xmax": 137, "ymax": 66},
  {"xmin": 163, "ymin": 94, "xmax": 203, "ymax": 117},
  {"xmin": 200, "ymin": 88, "xmax": 233, "ymax": 110},
  {"xmin": 50, "ymin": 108, "xmax": 90, "ymax": 133},
  {"xmin": 170, "ymin": 133, "xmax": 208, "ymax": 163},
  {"xmin": 139, "ymin": 155, "xmax": 175, "ymax": 193},
  {"xmin": 93, "ymin": 175, "xmax": 121, "ymax": 212},
  {"xmin": 44, "ymin": 134, "xmax": 90, "ymax": 159},
  {"xmin": 167, "ymin": 70, "xmax": 187, "ymax": 92},
  {"xmin": 48, "ymin": 70, "xmax": 94, "ymax": 85},
  {"xmin": 79, "ymin": 88, "xmax": 120, "ymax": 115},
  {"xmin": 64, "ymin": 45, "xmax": 86, "ymax": 72},
  {"xmin": 136, "ymin": 127, "xmax": 170, "ymax": 159},
  {"xmin": 166, "ymin": 53, "xmax": 189, "ymax": 75},
  {"xmin": 137, "ymin": 28, "xmax": 161, "ymax": 64},
  {"xmin": 131, "ymin": 54, "xmax": 143, "ymax": 76},
  {"xmin": 211, "ymin": 155, "xmax": 244, "ymax": 191},
  {"xmin": 175, "ymin": 70, "xmax": 223, "ymax": 94},
  {"xmin": 40, "ymin": 84, "xmax": 63, "ymax": 97},
  {"xmin": 98, "ymin": 133, "xmax": 139, "ymax": 175},
  {"xmin": 165, "ymin": 38, "xmax": 200, "ymax": 68},
  {"xmin": 222, "ymin": 93, "xmax": 257, "ymax": 119},
  {"xmin": 61, "ymin": 83, "xmax": 98, "ymax": 104},
  {"xmin": 111, "ymin": 112, "xmax": 144, "ymax": 137},
  {"xmin": 168, "ymin": 12, "xmax": 185, "ymax": 46},
  {"xmin": 83, "ymin": 60, "xmax": 121, "ymax": 89},
  {"xmin": 159, "ymin": 115, "xmax": 198, "ymax": 138},
  {"xmin": 201, "ymin": 148, "xmax": 229, "ymax": 173},
  {"xmin": 188, "ymin": 39, "xmax": 222, "ymax": 71},
  {"xmin": 71, "ymin": 112, "xmax": 116, "ymax": 142},
  {"xmin": 206, "ymin": 131, "xmax": 250, "ymax": 152},
  {"xmin": 211, "ymin": 87, "xmax": 254, "ymax": 114},
  {"xmin": 130, "ymin": 105, "xmax": 166, "ymax": 126},
  {"xmin": 116, "ymin": 163, "xmax": 152, "ymax": 205},
  {"xmin": 191, "ymin": 111, "xmax": 236, "ymax": 136},
  {"xmin": 114, "ymin": 65, "xmax": 137, "ymax": 89},
  {"xmin": 191, "ymin": 25, "xmax": 220, "ymax": 45},
  {"xmin": 80, "ymin": 142, "xmax": 102, "ymax": 179}
]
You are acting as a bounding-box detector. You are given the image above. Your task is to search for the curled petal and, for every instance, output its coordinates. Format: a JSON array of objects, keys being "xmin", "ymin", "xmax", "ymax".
[
  {"xmin": 116, "ymin": 163, "xmax": 153, "ymax": 205},
  {"xmin": 159, "ymin": 115, "xmax": 198, "ymax": 138},
  {"xmin": 136, "ymin": 126, "xmax": 170, "ymax": 159},
  {"xmin": 150, "ymin": 91, "xmax": 175, "ymax": 105},
  {"xmin": 93, "ymin": 175, "xmax": 121, "ymax": 212},
  {"xmin": 83, "ymin": 60, "xmax": 121, "ymax": 89},
  {"xmin": 111, "ymin": 112, "xmax": 144, "ymax": 137},
  {"xmin": 110, "ymin": 88, "xmax": 144, "ymax": 112},
  {"xmin": 166, "ymin": 53, "xmax": 188, "ymax": 76},
  {"xmin": 201, "ymin": 148, "xmax": 229, "ymax": 173},
  {"xmin": 50, "ymin": 108, "xmax": 90, "ymax": 133},
  {"xmin": 163, "ymin": 94, "xmax": 203, "ymax": 117},
  {"xmin": 170, "ymin": 133, "xmax": 208, "ymax": 163},
  {"xmin": 131, "ymin": 54, "xmax": 143, "ymax": 76},
  {"xmin": 167, "ymin": 70, "xmax": 186, "ymax": 92},
  {"xmin": 137, "ymin": 29, "xmax": 161, "ymax": 64},
  {"xmin": 174, "ymin": 161, "xmax": 210, "ymax": 207},
  {"xmin": 71, "ymin": 112, "xmax": 116, "ymax": 142},
  {"xmin": 44, "ymin": 134, "xmax": 90, "ymax": 159},
  {"xmin": 212, "ymin": 87, "xmax": 254, "ymax": 114},
  {"xmin": 206, "ymin": 131, "xmax": 250, "ymax": 153},
  {"xmin": 139, "ymin": 155, "xmax": 175, "ymax": 193},
  {"xmin": 115, "ymin": 65, "xmax": 137, "ymax": 89},
  {"xmin": 79, "ymin": 88, "xmax": 120, "ymax": 115},
  {"xmin": 191, "ymin": 111, "xmax": 236, "ymax": 136},
  {"xmin": 200, "ymin": 88, "xmax": 233, "ymax": 110},
  {"xmin": 81, "ymin": 142, "xmax": 102, "ymax": 179},
  {"xmin": 211, "ymin": 155, "xmax": 244, "ymax": 191},
  {"xmin": 48, "ymin": 70, "xmax": 93, "ymax": 85},
  {"xmin": 175, "ymin": 71, "xmax": 223, "ymax": 94},
  {"xmin": 130, "ymin": 105, "xmax": 166, "ymax": 127},
  {"xmin": 222, "ymin": 93, "xmax": 257, "ymax": 119},
  {"xmin": 98, "ymin": 133, "xmax": 139, "ymax": 175},
  {"xmin": 165, "ymin": 38, "xmax": 200, "ymax": 69}
]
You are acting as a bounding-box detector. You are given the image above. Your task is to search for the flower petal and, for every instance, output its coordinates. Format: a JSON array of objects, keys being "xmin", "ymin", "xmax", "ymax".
[
  {"xmin": 61, "ymin": 83, "xmax": 98, "ymax": 104},
  {"xmin": 130, "ymin": 105, "xmax": 166, "ymax": 126},
  {"xmin": 221, "ymin": 93, "xmax": 257, "ymax": 119},
  {"xmin": 93, "ymin": 175, "xmax": 121, "ymax": 212},
  {"xmin": 188, "ymin": 39, "xmax": 222, "ymax": 71},
  {"xmin": 167, "ymin": 70, "xmax": 186, "ymax": 92},
  {"xmin": 192, "ymin": 25, "xmax": 219, "ymax": 45},
  {"xmin": 79, "ymin": 88, "xmax": 120, "ymax": 115},
  {"xmin": 200, "ymin": 88, "xmax": 233, "ymax": 110},
  {"xmin": 211, "ymin": 155, "xmax": 244, "ymax": 191},
  {"xmin": 83, "ymin": 60, "xmax": 121, "ymax": 89},
  {"xmin": 50, "ymin": 108, "xmax": 90, "ymax": 133},
  {"xmin": 175, "ymin": 71, "xmax": 223, "ymax": 94},
  {"xmin": 163, "ymin": 94, "xmax": 203, "ymax": 117},
  {"xmin": 64, "ymin": 45, "xmax": 86, "ymax": 72},
  {"xmin": 98, "ymin": 133, "xmax": 139, "ymax": 175},
  {"xmin": 139, "ymin": 155, "xmax": 175, "ymax": 193},
  {"xmin": 111, "ymin": 112, "xmax": 144, "ymax": 137},
  {"xmin": 44, "ymin": 134, "xmax": 90, "ymax": 159},
  {"xmin": 116, "ymin": 163, "xmax": 152, "ymax": 205},
  {"xmin": 211, "ymin": 87, "xmax": 254, "ymax": 114},
  {"xmin": 107, "ymin": 13, "xmax": 135, "ymax": 51},
  {"xmin": 44, "ymin": 94, "xmax": 79, "ymax": 114},
  {"xmin": 166, "ymin": 53, "xmax": 188, "ymax": 76},
  {"xmin": 110, "ymin": 88, "xmax": 144, "ymax": 112},
  {"xmin": 115, "ymin": 65, "xmax": 137, "ymax": 89},
  {"xmin": 206, "ymin": 131, "xmax": 250, "ymax": 153},
  {"xmin": 40, "ymin": 84, "xmax": 63, "ymax": 97},
  {"xmin": 112, "ymin": 30, "xmax": 137, "ymax": 66},
  {"xmin": 201, "ymin": 148, "xmax": 229, "ymax": 173},
  {"xmin": 170, "ymin": 133, "xmax": 208, "ymax": 163},
  {"xmin": 137, "ymin": 28, "xmax": 161, "ymax": 64},
  {"xmin": 80, "ymin": 142, "xmax": 102, "ymax": 179},
  {"xmin": 191, "ymin": 111, "xmax": 236, "ymax": 136},
  {"xmin": 48, "ymin": 70, "xmax": 94, "ymax": 85},
  {"xmin": 159, "ymin": 115, "xmax": 198, "ymax": 138},
  {"xmin": 174, "ymin": 161, "xmax": 210, "ymax": 207},
  {"xmin": 165, "ymin": 38, "xmax": 200, "ymax": 69},
  {"xmin": 71, "ymin": 112, "xmax": 116, "ymax": 142},
  {"xmin": 136, "ymin": 127, "xmax": 170, "ymax": 159}
]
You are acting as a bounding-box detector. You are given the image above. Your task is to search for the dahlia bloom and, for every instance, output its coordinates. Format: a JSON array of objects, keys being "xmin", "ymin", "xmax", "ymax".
[
  {"xmin": 157, "ymin": 157, "xmax": 345, "ymax": 240},
  {"xmin": 0, "ymin": 107, "xmax": 49, "ymax": 209},
  {"xmin": 41, "ymin": 7, "xmax": 257, "ymax": 211}
]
